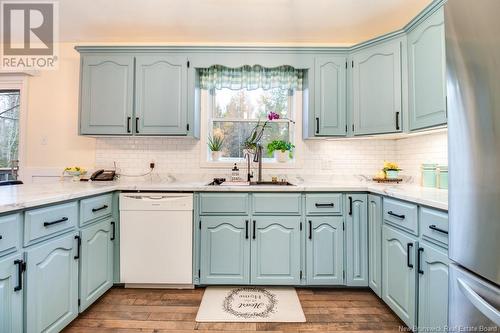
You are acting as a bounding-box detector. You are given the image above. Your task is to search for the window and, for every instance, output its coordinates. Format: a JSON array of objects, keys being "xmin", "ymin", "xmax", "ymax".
[
  {"xmin": 210, "ymin": 87, "xmax": 293, "ymax": 159},
  {"xmin": 0, "ymin": 89, "xmax": 20, "ymax": 180}
]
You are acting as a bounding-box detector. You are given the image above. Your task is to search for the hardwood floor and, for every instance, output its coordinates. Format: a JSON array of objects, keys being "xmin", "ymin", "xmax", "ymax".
[{"xmin": 63, "ymin": 287, "xmax": 406, "ymax": 332}]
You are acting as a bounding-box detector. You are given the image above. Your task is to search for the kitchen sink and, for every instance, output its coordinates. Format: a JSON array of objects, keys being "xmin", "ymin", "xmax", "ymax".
[{"xmin": 206, "ymin": 179, "xmax": 295, "ymax": 186}]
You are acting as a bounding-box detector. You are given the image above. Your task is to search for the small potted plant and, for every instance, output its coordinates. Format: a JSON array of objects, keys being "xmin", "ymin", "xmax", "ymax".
[
  {"xmin": 383, "ymin": 161, "xmax": 402, "ymax": 179},
  {"xmin": 64, "ymin": 166, "xmax": 87, "ymax": 182},
  {"xmin": 208, "ymin": 133, "xmax": 224, "ymax": 161},
  {"xmin": 267, "ymin": 140, "xmax": 295, "ymax": 163}
]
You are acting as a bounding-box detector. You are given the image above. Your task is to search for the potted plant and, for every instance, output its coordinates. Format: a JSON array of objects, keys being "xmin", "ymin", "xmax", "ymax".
[
  {"xmin": 383, "ymin": 161, "xmax": 402, "ymax": 179},
  {"xmin": 208, "ymin": 134, "xmax": 224, "ymax": 161},
  {"xmin": 267, "ymin": 140, "xmax": 295, "ymax": 163}
]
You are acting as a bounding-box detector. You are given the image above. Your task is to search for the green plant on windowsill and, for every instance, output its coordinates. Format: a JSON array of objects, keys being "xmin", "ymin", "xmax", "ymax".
[
  {"xmin": 267, "ymin": 140, "xmax": 295, "ymax": 162},
  {"xmin": 208, "ymin": 133, "xmax": 224, "ymax": 161}
]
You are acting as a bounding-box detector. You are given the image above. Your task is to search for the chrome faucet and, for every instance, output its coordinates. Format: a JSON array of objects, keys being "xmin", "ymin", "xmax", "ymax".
[
  {"xmin": 252, "ymin": 144, "xmax": 263, "ymax": 183},
  {"xmin": 246, "ymin": 152, "xmax": 253, "ymax": 182}
]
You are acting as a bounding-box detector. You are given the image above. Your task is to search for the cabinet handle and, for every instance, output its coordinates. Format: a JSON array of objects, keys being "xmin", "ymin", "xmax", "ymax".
[
  {"xmin": 315, "ymin": 118, "xmax": 320, "ymax": 134},
  {"xmin": 127, "ymin": 117, "xmax": 131, "ymax": 133},
  {"xmin": 135, "ymin": 117, "xmax": 139, "ymax": 133},
  {"xmin": 315, "ymin": 203, "xmax": 334, "ymax": 207},
  {"xmin": 308, "ymin": 220, "xmax": 312, "ymax": 240},
  {"xmin": 245, "ymin": 220, "xmax": 249, "ymax": 239},
  {"xmin": 92, "ymin": 204, "xmax": 108, "ymax": 213},
  {"xmin": 252, "ymin": 220, "xmax": 256, "ymax": 240},
  {"xmin": 429, "ymin": 224, "xmax": 448, "ymax": 234},
  {"xmin": 418, "ymin": 247, "xmax": 424, "ymax": 274},
  {"xmin": 74, "ymin": 235, "xmax": 81, "ymax": 260},
  {"xmin": 43, "ymin": 217, "xmax": 68, "ymax": 227},
  {"xmin": 14, "ymin": 259, "xmax": 25, "ymax": 292},
  {"xmin": 388, "ymin": 211, "xmax": 405, "ymax": 219},
  {"xmin": 0, "ymin": 235, "xmax": 2, "ymax": 239},
  {"xmin": 348, "ymin": 196, "xmax": 353, "ymax": 215},
  {"xmin": 407, "ymin": 243, "xmax": 414, "ymax": 269},
  {"xmin": 111, "ymin": 221, "xmax": 116, "ymax": 241},
  {"xmin": 396, "ymin": 112, "xmax": 400, "ymax": 130}
]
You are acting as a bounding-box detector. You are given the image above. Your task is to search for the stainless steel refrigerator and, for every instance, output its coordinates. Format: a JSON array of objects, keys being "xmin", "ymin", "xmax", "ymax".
[{"xmin": 445, "ymin": 0, "xmax": 500, "ymax": 331}]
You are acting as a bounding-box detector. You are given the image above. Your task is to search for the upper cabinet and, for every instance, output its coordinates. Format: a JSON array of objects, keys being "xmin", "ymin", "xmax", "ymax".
[
  {"xmin": 78, "ymin": 51, "xmax": 193, "ymax": 137},
  {"xmin": 408, "ymin": 7, "xmax": 447, "ymax": 131},
  {"xmin": 80, "ymin": 55, "xmax": 134, "ymax": 135},
  {"xmin": 135, "ymin": 55, "xmax": 188, "ymax": 135},
  {"xmin": 351, "ymin": 38, "xmax": 403, "ymax": 136},
  {"xmin": 313, "ymin": 56, "xmax": 347, "ymax": 136}
]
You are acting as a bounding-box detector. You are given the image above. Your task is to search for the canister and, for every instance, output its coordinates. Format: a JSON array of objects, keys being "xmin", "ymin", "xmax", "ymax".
[
  {"xmin": 421, "ymin": 163, "xmax": 437, "ymax": 187},
  {"xmin": 438, "ymin": 165, "xmax": 448, "ymax": 189}
]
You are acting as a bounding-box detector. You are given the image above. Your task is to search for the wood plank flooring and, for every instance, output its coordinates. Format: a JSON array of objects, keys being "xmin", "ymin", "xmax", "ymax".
[{"xmin": 63, "ymin": 287, "xmax": 406, "ymax": 332}]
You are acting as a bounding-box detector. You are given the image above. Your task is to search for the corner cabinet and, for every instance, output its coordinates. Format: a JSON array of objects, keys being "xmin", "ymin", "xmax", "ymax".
[
  {"xmin": 408, "ymin": 7, "xmax": 447, "ymax": 131},
  {"xmin": 345, "ymin": 194, "xmax": 368, "ymax": 286},
  {"xmin": 351, "ymin": 38, "xmax": 404, "ymax": 135},
  {"xmin": 80, "ymin": 55, "xmax": 134, "ymax": 135},
  {"xmin": 368, "ymin": 194, "xmax": 382, "ymax": 297},
  {"xmin": 313, "ymin": 56, "xmax": 347, "ymax": 136},
  {"xmin": 78, "ymin": 50, "xmax": 193, "ymax": 137}
]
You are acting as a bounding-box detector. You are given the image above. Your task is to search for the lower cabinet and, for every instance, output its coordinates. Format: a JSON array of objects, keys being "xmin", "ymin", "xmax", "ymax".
[
  {"xmin": 199, "ymin": 215, "xmax": 301, "ymax": 285},
  {"xmin": 417, "ymin": 243, "xmax": 449, "ymax": 331},
  {"xmin": 0, "ymin": 253, "xmax": 24, "ymax": 333},
  {"xmin": 26, "ymin": 232, "xmax": 79, "ymax": 333},
  {"xmin": 345, "ymin": 194, "xmax": 368, "ymax": 286},
  {"xmin": 306, "ymin": 216, "xmax": 344, "ymax": 285},
  {"xmin": 79, "ymin": 218, "xmax": 114, "ymax": 312},
  {"xmin": 200, "ymin": 216, "xmax": 250, "ymax": 285},
  {"xmin": 382, "ymin": 225, "xmax": 417, "ymax": 328},
  {"xmin": 368, "ymin": 194, "xmax": 382, "ymax": 297},
  {"xmin": 251, "ymin": 216, "xmax": 301, "ymax": 285}
]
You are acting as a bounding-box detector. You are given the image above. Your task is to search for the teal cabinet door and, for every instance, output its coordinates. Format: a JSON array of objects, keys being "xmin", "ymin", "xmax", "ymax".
[
  {"xmin": 368, "ymin": 194, "xmax": 382, "ymax": 297},
  {"xmin": 314, "ymin": 56, "xmax": 347, "ymax": 136},
  {"xmin": 79, "ymin": 219, "xmax": 114, "ymax": 312},
  {"xmin": 345, "ymin": 194, "xmax": 368, "ymax": 286},
  {"xmin": 200, "ymin": 216, "xmax": 250, "ymax": 285},
  {"xmin": 382, "ymin": 225, "xmax": 417, "ymax": 328},
  {"xmin": 135, "ymin": 55, "xmax": 188, "ymax": 135},
  {"xmin": 352, "ymin": 39, "xmax": 403, "ymax": 135},
  {"xmin": 26, "ymin": 233, "xmax": 79, "ymax": 333},
  {"xmin": 80, "ymin": 55, "xmax": 134, "ymax": 135},
  {"xmin": 0, "ymin": 253, "xmax": 24, "ymax": 333},
  {"xmin": 306, "ymin": 216, "xmax": 344, "ymax": 285},
  {"xmin": 408, "ymin": 8, "xmax": 447, "ymax": 131},
  {"xmin": 417, "ymin": 243, "xmax": 449, "ymax": 332},
  {"xmin": 251, "ymin": 216, "xmax": 301, "ymax": 285}
]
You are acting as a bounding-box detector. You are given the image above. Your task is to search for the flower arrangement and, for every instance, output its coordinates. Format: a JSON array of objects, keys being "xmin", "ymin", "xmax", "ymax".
[
  {"xmin": 243, "ymin": 112, "xmax": 294, "ymax": 153},
  {"xmin": 382, "ymin": 161, "xmax": 402, "ymax": 179},
  {"xmin": 267, "ymin": 140, "xmax": 295, "ymax": 162}
]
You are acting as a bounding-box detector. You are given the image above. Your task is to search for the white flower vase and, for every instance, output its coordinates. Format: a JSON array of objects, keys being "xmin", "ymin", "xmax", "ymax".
[
  {"xmin": 211, "ymin": 151, "xmax": 223, "ymax": 161},
  {"xmin": 274, "ymin": 150, "xmax": 289, "ymax": 163}
]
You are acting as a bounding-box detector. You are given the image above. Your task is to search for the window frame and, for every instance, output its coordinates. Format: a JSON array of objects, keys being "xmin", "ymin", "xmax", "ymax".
[
  {"xmin": 0, "ymin": 75, "xmax": 28, "ymax": 180},
  {"xmin": 199, "ymin": 88, "xmax": 303, "ymax": 169}
]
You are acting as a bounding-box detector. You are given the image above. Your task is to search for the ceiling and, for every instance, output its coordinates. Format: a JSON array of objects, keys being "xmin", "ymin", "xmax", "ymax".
[{"xmin": 59, "ymin": 0, "xmax": 433, "ymax": 45}]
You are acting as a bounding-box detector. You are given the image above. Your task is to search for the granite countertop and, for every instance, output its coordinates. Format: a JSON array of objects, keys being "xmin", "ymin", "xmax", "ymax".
[{"xmin": 0, "ymin": 177, "xmax": 448, "ymax": 214}]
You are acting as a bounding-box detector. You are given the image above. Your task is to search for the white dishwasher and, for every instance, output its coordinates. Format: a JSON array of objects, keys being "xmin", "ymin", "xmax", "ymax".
[{"xmin": 120, "ymin": 193, "xmax": 193, "ymax": 288}]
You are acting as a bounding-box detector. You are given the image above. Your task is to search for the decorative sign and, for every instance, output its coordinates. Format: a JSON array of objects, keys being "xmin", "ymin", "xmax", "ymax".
[{"xmin": 222, "ymin": 287, "xmax": 278, "ymax": 319}]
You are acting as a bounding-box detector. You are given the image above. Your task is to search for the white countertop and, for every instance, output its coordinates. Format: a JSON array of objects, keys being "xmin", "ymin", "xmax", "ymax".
[{"xmin": 0, "ymin": 177, "xmax": 448, "ymax": 214}]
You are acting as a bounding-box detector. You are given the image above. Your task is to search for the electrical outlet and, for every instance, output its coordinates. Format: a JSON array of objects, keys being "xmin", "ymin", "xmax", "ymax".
[{"xmin": 150, "ymin": 162, "xmax": 155, "ymax": 169}]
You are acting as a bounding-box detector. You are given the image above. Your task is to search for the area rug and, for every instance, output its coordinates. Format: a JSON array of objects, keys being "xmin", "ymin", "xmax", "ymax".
[{"xmin": 195, "ymin": 286, "xmax": 306, "ymax": 322}]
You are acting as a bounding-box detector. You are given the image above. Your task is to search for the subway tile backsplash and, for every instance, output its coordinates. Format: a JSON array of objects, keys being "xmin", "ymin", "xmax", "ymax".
[{"xmin": 95, "ymin": 131, "xmax": 447, "ymax": 183}]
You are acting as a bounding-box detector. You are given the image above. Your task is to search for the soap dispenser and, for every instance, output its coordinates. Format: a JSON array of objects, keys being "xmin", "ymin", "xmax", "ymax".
[{"xmin": 231, "ymin": 163, "xmax": 240, "ymax": 182}]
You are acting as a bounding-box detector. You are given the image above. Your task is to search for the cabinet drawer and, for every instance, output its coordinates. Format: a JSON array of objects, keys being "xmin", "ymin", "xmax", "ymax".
[
  {"xmin": 383, "ymin": 198, "xmax": 418, "ymax": 235},
  {"xmin": 80, "ymin": 193, "xmax": 113, "ymax": 226},
  {"xmin": 420, "ymin": 207, "xmax": 448, "ymax": 248},
  {"xmin": 199, "ymin": 193, "xmax": 249, "ymax": 215},
  {"xmin": 305, "ymin": 194, "xmax": 342, "ymax": 215},
  {"xmin": 24, "ymin": 201, "xmax": 78, "ymax": 246},
  {"xmin": 0, "ymin": 213, "xmax": 21, "ymax": 257},
  {"xmin": 252, "ymin": 193, "xmax": 301, "ymax": 215}
]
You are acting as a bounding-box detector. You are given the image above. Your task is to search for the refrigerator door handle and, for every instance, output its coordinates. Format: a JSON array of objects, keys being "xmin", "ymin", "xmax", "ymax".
[{"xmin": 458, "ymin": 277, "xmax": 500, "ymax": 326}]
